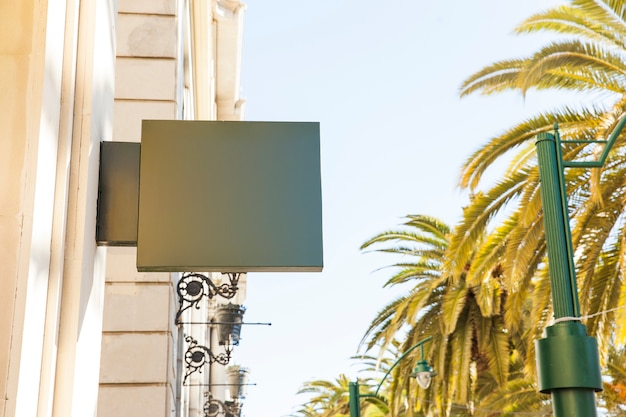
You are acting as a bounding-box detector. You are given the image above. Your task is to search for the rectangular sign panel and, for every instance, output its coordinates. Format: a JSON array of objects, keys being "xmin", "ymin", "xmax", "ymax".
[{"xmin": 137, "ymin": 120, "xmax": 323, "ymax": 272}]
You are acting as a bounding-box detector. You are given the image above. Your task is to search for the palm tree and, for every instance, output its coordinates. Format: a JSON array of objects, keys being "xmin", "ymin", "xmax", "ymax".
[
  {"xmin": 290, "ymin": 370, "xmax": 390, "ymax": 417},
  {"xmin": 360, "ymin": 215, "xmax": 512, "ymax": 416},
  {"xmin": 473, "ymin": 356, "xmax": 552, "ymax": 417},
  {"xmin": 602, "ymin": 345, "xmax": 626, "ymax": 416},
  {"xmin": 297, "ymin": 3, "xmax": 626, "ymax": 415},
  {"xmin": 449, "ymin": 0, "xmax": 626, "ymax": 372},
  {"xmin": 290, "ymin": 374, "xmax": 353, "ymax": 417}
]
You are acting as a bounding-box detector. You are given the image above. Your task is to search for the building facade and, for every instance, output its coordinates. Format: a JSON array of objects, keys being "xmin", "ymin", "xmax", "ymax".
[{"xmin": 0, "ymin": 1, "xmax": 247, "ymax": 416}]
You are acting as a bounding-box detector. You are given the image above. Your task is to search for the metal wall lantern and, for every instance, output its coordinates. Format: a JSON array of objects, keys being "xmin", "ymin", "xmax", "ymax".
[
  {"xmin": 215, "ymin": 303, "xmax": 246, "ymax": 348},
  {"xmin": 226, "ymin": 365, "xmax": 250, "ymax": 401},
  {"xmin": 175, "ymin": 273, "xmax": 241, "ymax": 324},
  {"xmin": 201, "ymin": 367, "xmax": 251, "ymax": 417},
  {"xmin": 183, "ymin": 335, "xmax": 232, "ymax": 385},
  {"xmin": 203, "ymin": 392, "xmax": 241, "ymax": 417}
]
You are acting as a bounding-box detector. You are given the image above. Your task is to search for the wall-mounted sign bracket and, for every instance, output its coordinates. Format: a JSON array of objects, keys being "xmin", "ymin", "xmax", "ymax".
[
  {"xmin": 175, "ymin": 273, "xmax": 241, "ymax": 324},
  {"xmin": 183, "ymin": 335, "xmax": 231, "ymax": 385}
]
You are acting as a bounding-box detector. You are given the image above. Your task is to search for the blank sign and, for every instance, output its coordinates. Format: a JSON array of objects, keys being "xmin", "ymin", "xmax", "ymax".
[{"xmin": 137, "ymin": 120, "xmax": 323, "ymax": 272}]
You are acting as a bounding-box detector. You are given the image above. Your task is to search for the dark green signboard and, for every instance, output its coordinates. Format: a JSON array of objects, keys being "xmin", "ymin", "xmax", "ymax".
[{"xmin": 136, "ymin": 120, "xmax": 323, "ymax": 272}]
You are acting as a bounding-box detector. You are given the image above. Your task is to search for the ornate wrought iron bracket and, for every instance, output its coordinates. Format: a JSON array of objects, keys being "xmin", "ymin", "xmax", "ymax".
[
  {"xmin": 203, "ymin": 392, "xmax": 241, "ymax": 417},
  {"xmin": 175, "ymin": 273, "xmax": 241, "ymax": 324},
  {"xmin": 183, "ymin": 335, "xmax": 232, "ymax": 385}
]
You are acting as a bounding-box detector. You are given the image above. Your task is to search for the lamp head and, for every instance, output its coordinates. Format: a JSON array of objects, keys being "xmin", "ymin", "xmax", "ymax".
[
  {"xmin": 410, "ymin": 359, "xmax": 436, "ymax": 389},
  {"xmin": 226, "ymin": 365, "xmax": 250, "ymax": 401},
  {"xmin": 216, "ymin": 303, "xmax": 246, "ymax": 349}
]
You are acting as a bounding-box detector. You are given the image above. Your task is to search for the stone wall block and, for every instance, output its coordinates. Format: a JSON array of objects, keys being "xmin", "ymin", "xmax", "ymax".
[
  {"xmin": 98, "ymin": 385, "xmax": 168, "ymax": 416},
  {"xmin": 118, "ymin": 0, "xmax": 175, "ymax": 15},
  {"xmin": 100, "ymin": 333, "xmax": 171, "ymax": 383},
  {"xmin": 115, "ymin": 58, "xmax": 176, "ymax": 100},
  {"xmin": 103, "ymin": 283, "xmax": 171, "ymax": 332},
  {"xmin": 105, "ymin": 247, "xmax": 171, "ymax": 283},
  {"xmin": 117, "ymin": 14, "xmax": 177, "ymax": 58},
  {"xmin": 113, "ymin": 100, "xmax": 177, "ymax": 142}
]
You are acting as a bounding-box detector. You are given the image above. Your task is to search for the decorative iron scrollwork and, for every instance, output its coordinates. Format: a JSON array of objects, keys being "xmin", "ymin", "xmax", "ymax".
[
  {"xmin": 175, "ymin": 273, "xmax": 241, "ymax": 324},
  {"xmin": 183, "ymin": 335, "xmax": 232, "ymax": 385},
  {"xmin": 204, "ymin": 392, "xmax": 241, "ymax": 417}
]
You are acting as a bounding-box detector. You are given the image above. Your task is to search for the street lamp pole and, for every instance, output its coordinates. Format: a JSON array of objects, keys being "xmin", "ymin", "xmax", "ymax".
[
  {"xmin": 534, "ymin": 116, "xmax": 626, "ymax": 417},
  {"xmin": 349, "ymin": 337, "xmax": 435, "ymax": 417}
]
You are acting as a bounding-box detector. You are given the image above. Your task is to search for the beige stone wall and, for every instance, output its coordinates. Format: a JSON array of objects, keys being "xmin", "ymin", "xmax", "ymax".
[
  {"xmin": 97, "ymin": 1, "xmax": 181, "ymax": 416},
  {"xmin": 98, "ymin": 248, "xmax": 177, "ymax": 417},
  {"xmin": 97, "ymin": 1, "xmax": 247, "ymax": 416},
  {"xmin": 114, "ymin": 1, "xmax": 180, "ymax": 141},
  {"xmin": 0, "ymin": 0, "xmax": 245, "ymax": 416},
  {"xmin": 0, "ymin": 1, "xmax": 48, "ymax": 416},
  {"xmin": 0, "ymin": 0, "xmax": 117, "ymax": 416}
]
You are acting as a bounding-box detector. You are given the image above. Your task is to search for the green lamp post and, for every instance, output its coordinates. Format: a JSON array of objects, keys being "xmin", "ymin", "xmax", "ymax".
[
  {"xmin": 534, "ymin": 115, "xmax": 626, "ymax": 417},
  {"xmin": 349, "ymin": 337, "xmax": 435, "ymax": 417}
]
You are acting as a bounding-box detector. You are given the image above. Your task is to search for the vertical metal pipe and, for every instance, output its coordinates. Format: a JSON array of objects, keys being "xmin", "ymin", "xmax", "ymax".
[
  {"xmin": 349, "ymin": 381, "xmax": 361, "ymax": 417},
  {"xmin": 535, "ymin": 131, "xmax": 601, "ymax": 417},
  {"xmin": 554, "ymin": 128, "xmax": 582, "ymax": 316},
  {"xmin": 552, "ymin": 389, "xmax": 598, "ymax": 417},
  {"xmin": 535, "ymin": 131, "xmax": 577, "ymax": 318}
]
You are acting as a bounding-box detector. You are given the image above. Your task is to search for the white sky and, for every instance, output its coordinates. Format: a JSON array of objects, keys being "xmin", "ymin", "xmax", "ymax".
[{"xmin": 234, "ymin": 1, "xmax": 572, "ymax": 416}]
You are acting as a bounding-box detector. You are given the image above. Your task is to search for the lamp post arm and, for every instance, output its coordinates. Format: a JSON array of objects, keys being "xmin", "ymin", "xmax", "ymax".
[
  {"xmin": 563, "ymin": 113, "xmax": 626, "ymax": 168},
  {"xmin": 349, "ymin": 336, "xmax": 432, "ymax": 417},
  {"xmin": 369, "ymin": 336, "xmax": 433, "ymax": 397}
]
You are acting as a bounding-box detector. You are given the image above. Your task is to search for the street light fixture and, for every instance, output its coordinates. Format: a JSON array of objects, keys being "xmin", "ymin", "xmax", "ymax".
[
  {"xmin": 349, "ymin": 337, "xmax": 435, "ymax": 417},
  {"xmin": 410, "ymin": 358, "xmax": 436, "ymax": 390},
  {"xmin": 534, "ymin": 114, "xmax": 626, "ymax": 417}
]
